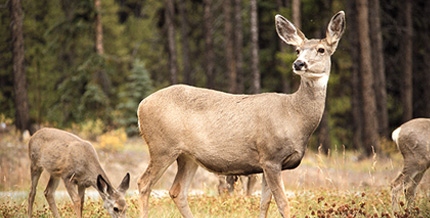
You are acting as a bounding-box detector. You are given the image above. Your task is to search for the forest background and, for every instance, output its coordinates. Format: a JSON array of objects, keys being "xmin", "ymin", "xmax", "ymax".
[{"xmin": 1, "ymin": 0, "xmax": 430, "ymax": 158}]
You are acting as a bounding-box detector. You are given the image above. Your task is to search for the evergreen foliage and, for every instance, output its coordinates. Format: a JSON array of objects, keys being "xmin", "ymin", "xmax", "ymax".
[{"xmin": 2, "ymin": 0, "xmax": 429, "ymax": 148}]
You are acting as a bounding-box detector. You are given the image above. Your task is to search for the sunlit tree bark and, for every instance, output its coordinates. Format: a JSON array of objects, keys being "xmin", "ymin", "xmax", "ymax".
[
  {"xmin": 357, "ymin": 0, "xmax": 380, "ymax": 156},
  {"xmin": 250, "ymin": 0, "xmax": 260, "ymax": 93},
  {"xmin": 369, "ymin": 0, "xmax": 388, "ymax": 138},
  {"xmin": 224, "ymin": 0, "xmax": 236, "ymax": 93},
  {"xmin": 165, "ymin": 0, "xmax": 178, "ymax": 84},
  {"xmin": 400, "ymin": 0, "xmax": 413, "ymax": 122},
  {"xmin": 234, "ymin": 0, "xmax": 244, "ymax": 93},
  {"xmin": 178, "ymin": 0, "xmax": 192, "ymax": 85},
  {"xmin": 203, "ymin": 0, "xmax": 215, "ymax": 89},
  {"xmin": 10, "ymin": 0, "xmax": 31, "ymax": 134}
]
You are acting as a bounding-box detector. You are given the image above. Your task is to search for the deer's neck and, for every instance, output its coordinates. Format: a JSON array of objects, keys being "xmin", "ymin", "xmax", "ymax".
[
  {"xmin": 290, "ymin": 75, "xmax": 328, "ymax": 135},
  {"xmin": 88, "ymin": 165, "xmax": 112, "ymax": 189}
]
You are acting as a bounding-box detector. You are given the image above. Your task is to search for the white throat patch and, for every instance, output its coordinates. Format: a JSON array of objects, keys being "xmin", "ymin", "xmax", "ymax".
[{"xmin": 313, "ymin": 74, "xmax": 329, "ymax": 87}]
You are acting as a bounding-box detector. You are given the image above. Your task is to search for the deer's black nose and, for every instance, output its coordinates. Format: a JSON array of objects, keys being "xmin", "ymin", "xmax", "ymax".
[{"xmin": 293, "ymin": 60, "xmax": 307, "ymax": 71}]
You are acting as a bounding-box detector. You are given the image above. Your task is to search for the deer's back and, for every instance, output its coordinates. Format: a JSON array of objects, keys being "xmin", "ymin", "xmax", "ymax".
[
  {"xmin": 29, "ymin": 128, "xmax": 100, "ymax": 178},
  {"xmin": 137, "ymin": 85, "xmax": 292, "ymax": 146}
]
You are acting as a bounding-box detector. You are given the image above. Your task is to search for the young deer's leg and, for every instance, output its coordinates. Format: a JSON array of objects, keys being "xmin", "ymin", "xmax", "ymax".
[
  {"xmin": 77, "ymin": 185, "xmax": 86, "ymax": 216},
  {"xmin": 27, "ymin": 166, "xmax": 43, "ymax": 217},
  {"xmin": 262, "ymin": 163, "xmax": 290, "ymax": 218},
  {"xmin": 246, "ymin": 175, "xmax": 258, "ymax": 196},
  {"xmin": 63, "ymin": 178, "xmax": 82, "ymax": 218},
  {"xmin": 138, "ymin": 153, "xmax": 178, "ymax": 218},
  {"xmin": 226, "ymin": 175, "xmax": 237, "ymax": 194},
  {"xmin": 169, "ymin": 155, "xmax": 198, "ymax": 218},
  {"xmin": 217, "ymin": 175, "xmax": 228, "ymax": 195},
  {"xmin": 259, "ymin": 174, "xmax": 273, "ymax": 218},
  {"xmin": 44, "ymin": 176, "xmax": 61, "ymax": 218}
]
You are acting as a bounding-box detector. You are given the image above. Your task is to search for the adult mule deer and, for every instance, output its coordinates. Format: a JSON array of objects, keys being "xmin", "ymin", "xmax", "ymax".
[
  {"xmin": 27, "ymin": 128, "xmax": 130, "ymax": 218},
  {"xmin": 391, "ymin": 118, "xmax": 430, "ymax": 211},
  {"xmin": 137, "ymin": 11, "xmax": 345, "ymax": 218}
]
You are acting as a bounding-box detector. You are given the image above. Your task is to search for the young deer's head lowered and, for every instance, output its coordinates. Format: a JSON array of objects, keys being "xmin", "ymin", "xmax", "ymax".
[{"xmin": 27, "ymin": 128, "xmax": 130, "ymax": 218}]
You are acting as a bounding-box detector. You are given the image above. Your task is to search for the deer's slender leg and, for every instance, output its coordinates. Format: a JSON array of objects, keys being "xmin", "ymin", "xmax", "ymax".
[
  {"xmin": 226, "ymin": 175, "xmax": 237, "ymax": 194},
  {"xmin": 217, "ymin": 175, "xmax": 228, "ymax": 195},
  {"xmin": 259, "ymin": 174, "xmax": 273, "ymax": 218},
  {"xmin": 27, "ymin": 166, "xmax": 43, "ymax": 217},
  {"xmin": 169, "ymin": 155, "xmax": 198, "ymax": 218},
  {"xmin": 405, "ymin": 170, "xmax": 425, "ymax": 208},
  {"xmin": 44, "ymin": 176, "xmax": 61, "ymax": 218},
  {"xmin": 63, "ymin": 178, "xmax": 82, "ymax": 218},
  {"xmin": 391, "ymin": 172, "xmax": 404, "ymax": 212},
  {"xmin": 246, "ymin": 175, "xmax": 258, "ymax": 196},
  {"xmin": 138, "ymin": 153, "xmax": 178, "ymax": 218},
  {"xmin": 77, "ymin": 185, "xmax": 86, "ymax": 216},
  {"xmin": 262, "ymin": 163, "xmax": 290, "ymax": 218},
  {"xmin": 392, "ymin": 158, "xmax": 425, "ymax": 211}
]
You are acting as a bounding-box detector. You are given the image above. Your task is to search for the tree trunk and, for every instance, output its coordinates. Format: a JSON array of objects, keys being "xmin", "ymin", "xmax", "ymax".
[
  {"xmin": 250, "ymin": 0, "xmax": 260, "ymax": 94},
  {"xmin": 316, "ymin": 0, "xmax": 332, "ymax": 154},
  {"xmin": 423, "ymin": 0, "xmax": 430, "ymax": 117},
  {"xmin": 291, "ymin": 0, "xmax": 301, "ymax": 91},
  {"xmin": 165, "ymin": 0, "xmax": 178, "ymax": 84},
  {"xmin": 224, "ymin": 0, "xmax": 236, "ymax": 93},
  {"xmin": 347, "ymin": 0, "xmax": 362, "ymax": 151},
  {"xmin": 400, "ymin": 0, "xmax": 413, "ymax": 122},
  {"xmin": 10, "ymin": 0, "xmax": 31, "ymax": 134},
  {"xmin": 94, "ymin": 0, "xmax": 111, "ymax": 96},
  {"xmin": 357, "ymin": 0, "xmax": 380, "ymax": 156},
  {"xmin": 276, "ymin": 1, "xmax": 290, "ymax": 94},
  {"xmin": 95, "ymin": 0, "xmax": 104, "ymax": 55},
  {"xmin": 234, "ymin": 0, "xmax": 244, "ymax": 93},
  {"xmin": 178, "ymin": 0, "xmax": 192, "ymax": 85},
  {"xmin": 203, "ymin": 0, "xmax": 215, "ymax": 89},
  {"xmin": 369, "ymin": 0, "xmax": 388, "ymax": 138},
  {"xmin": 318, "ymin": 110, "xmax": 331, "ymax": 154},
  {"xmin": 292, "ymin": 0, "xmax": 301, "ymax": 29}
]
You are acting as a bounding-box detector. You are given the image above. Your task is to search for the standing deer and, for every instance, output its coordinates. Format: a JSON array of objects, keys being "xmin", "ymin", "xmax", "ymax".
[
  {"xmin": 137, "ymin": 11, "xmax": 345, "ymax": 218},
  {"xmin": 391, "ymin": 118, "xmax": 430, "ymax": 211},
  {"xmin": 27, "ymin": 128, "xmax": 130, "ymax": 218}
]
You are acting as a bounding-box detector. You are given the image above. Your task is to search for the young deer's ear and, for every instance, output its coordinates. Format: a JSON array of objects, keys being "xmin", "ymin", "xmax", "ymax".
[
  {"xmin": 97, "ymin": 175, "xmax": 113, "ymax": 196},
  {"xmin": 326, "ymin": 11, "xmax": 346, "ymax": 53},
  {"xmin": 275, "ymin": 14, "xmax": 306, "ymax": 47},
  {"xmin": 117, "ymin": 173, "xmax": 130, "ymax": 194}
]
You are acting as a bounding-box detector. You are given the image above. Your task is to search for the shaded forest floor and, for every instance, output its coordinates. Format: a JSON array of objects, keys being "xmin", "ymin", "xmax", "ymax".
[{"xmin": 1, "ymin": 129, "xmax": 430, "ymax": 217}]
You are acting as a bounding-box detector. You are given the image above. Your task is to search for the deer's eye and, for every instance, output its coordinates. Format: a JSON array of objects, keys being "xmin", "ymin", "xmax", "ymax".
[
  {"xmin": 113, "ymin": 207, "xmax": 119, "ymax": 212},
  {"xmin": 296, "ymin": 49, "xmax": 300, "ymax": 55},
  {"xmin": 317, "ymin": 48, "xmax": 325, "ymax": 54}
]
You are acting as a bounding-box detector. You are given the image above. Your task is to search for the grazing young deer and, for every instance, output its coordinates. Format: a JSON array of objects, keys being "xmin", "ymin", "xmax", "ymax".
[
  {"xmin": 137, "ymin": 11, "xmax": 345, "ymax": 218},
  {"xmin": 391, "ymin": 118, "xmax": 430, "ymax": 211},
  {"xmin": 27, "ymin": 128, "xmax": 130, "ymax": 218}
]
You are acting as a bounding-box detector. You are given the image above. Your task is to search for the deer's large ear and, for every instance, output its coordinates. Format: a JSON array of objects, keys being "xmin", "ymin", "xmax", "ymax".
[
  {"xmin": 275, "ymin": 14, "xmax": 306, "ymax": 47},
  {"xmin": 117, "ymin": 173, "xmax": 130, "ymax": 194},
  {"xmin": 326, "ymin": 11, "xmax": 346, "ymax": 53},
  {"xmin": 97, "ymin": 175, "xmax": 113, "ymax": 196}
]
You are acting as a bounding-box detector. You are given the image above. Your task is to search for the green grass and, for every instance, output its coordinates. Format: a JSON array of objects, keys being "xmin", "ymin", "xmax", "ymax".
[{"xmin": 2, "ymin": 188, "xmax": 429, "ymax": 218}]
